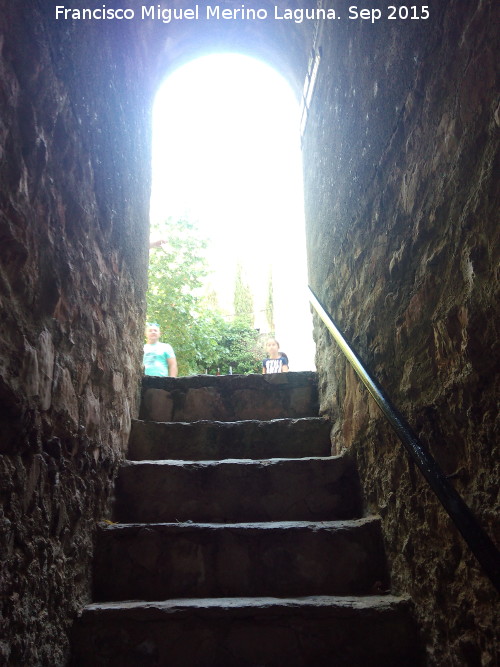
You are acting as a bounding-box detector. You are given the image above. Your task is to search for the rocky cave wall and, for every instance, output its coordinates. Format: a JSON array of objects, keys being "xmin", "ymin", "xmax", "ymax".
[
  {"xmin": 303, "ymin": 0, "xmax": 499, "ymax": 664},
  {"xmin": 0, "ymin": 2, "xmax": 152, "ymax": 663}
]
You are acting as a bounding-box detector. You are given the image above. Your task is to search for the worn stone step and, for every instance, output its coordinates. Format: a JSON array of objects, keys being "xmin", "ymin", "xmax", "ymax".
[
  {"xmin": 139, "ymin": 371, "xmax": 319, "ymax": 422},
  {"xmin": 114, "ymin": 455, "xmax": 362, "ymax": 523},
  {"xmin": 93, "ymin": 517, "xmax": 388, "ymax": 601},
  {"xmin": 128, "ymin": 417, "xmax": 332, "ymax": 461},
  {"xmin": 70, "ymin": 595, "xmax": 423, "ymax": 666}
]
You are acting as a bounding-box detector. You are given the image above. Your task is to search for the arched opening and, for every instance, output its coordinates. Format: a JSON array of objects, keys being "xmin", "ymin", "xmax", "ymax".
[{"xmin": 149, "ymin": 53, "xmax": 315, "ymax": 374}]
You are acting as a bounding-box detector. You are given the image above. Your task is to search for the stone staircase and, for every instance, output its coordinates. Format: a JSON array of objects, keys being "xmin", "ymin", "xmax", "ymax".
[{"xmin": 70, "ymin": 372, "xmax": 423, "ymax": 666}]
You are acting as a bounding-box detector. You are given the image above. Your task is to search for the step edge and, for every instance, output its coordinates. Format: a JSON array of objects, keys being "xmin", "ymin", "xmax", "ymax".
[
  {"xmin": 97, "ymin": 516, "xmax": 382, "ymax": 533},
  {"xmin": 132, "ymin": 417, "xmax": 331, "ymax": 427},
  {"xmin": 80, "ymin": 594, "xmax": 413, "ymax": 615},
  {"xmin": 120, "ymin": 455, "xmax": 348, "ymax": 467}
]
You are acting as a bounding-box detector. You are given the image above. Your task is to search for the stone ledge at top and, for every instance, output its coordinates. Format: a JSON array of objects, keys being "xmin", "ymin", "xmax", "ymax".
[
  {"xmin": 142, "ymin": 371, "xmax": 318, "ymax": 392},
  {"xmin": 139, "ymin": 371, "xmax": 320, "ymax": 422}
]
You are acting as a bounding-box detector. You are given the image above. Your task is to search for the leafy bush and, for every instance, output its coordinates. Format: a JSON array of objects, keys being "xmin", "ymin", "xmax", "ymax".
[{"xmin": 146, "ymin": 218, "xmax": 262, "ymax": 375}]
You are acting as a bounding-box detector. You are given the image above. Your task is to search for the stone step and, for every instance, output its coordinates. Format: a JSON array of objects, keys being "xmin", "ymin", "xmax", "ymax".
[
  {"xmin": 128, "ymin": 417, "xmax": 332, "ymax": 461},
  {"xmin": 70, "ymin": 595, "xmax": 423, "ymax": 666},
  {"xmin": 93, "ymin": 517, "xmax": 388, "ymax": 601},
  {"xmin": 114, "ymin": 455, "xmax": 362, "ymax": 524},
  {"xmin": 139, "ymin": 371, "xmax": 319, "ymax": 422}
]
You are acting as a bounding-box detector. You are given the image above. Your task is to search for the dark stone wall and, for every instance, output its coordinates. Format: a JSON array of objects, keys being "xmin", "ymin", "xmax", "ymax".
[
  {"xmin": 0, "ymin": 2, "xmax": 151, "ymax": 663},
  {"xmin": 303, "ymin": 0, "xmax": 499, "ymax": 664}
]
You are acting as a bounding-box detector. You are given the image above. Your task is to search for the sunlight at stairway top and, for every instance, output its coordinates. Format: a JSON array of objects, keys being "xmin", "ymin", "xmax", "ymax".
[{"xmin": 150, "ymin": 53, "xmax": 315, "ymax": 370}]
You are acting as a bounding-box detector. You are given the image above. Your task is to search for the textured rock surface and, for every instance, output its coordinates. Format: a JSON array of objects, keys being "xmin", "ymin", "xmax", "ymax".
[
  {"xmin": 140, "ymin": 372, "xmax": 320, "ymax": 422},
  {"xmin": 304, "ymin": 1, "xmax": 499, "ymax": 664},
  {"xmin": 0, "ymin": 2, "xmax": 150, "ymax": 664},
  {"xmin": 70, "ymin": 595, "xmax": 422, "ymax": 667},
  {"xmin": 93, "ymin": 517, "xmax": 388, "ymax": 600},
  {"xmin": 114, "ymin": 455, "xmax": 362, "ymax": 523},
  {"xmin": 128, "ymin": 416, "xmax": 332, "ymax": 460},
  {"xmin": 72, "ymin": 372, "xmax": 421, "ymax": 665}
]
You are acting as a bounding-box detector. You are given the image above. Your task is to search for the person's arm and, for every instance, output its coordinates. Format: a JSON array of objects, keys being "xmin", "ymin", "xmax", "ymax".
[
  {"xmin": 149, "ymin": 238, "xmax": 167, "ymax": 248},
  {"xmin": 282, "ymin": 364, "xmax": 289, "ymax": 372},
  {"xmin": 168, "ymin": 356, "xmax": 178, "ymax": 378},
  {"xmin": 262, "ymin": 360, "xmax": 267, "ymax": 374}
]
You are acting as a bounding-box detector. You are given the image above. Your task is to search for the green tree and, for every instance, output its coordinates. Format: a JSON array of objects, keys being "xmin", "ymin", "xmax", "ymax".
[
  {"xmin": 233, "ymin": 262, "xmax": 254, "ymax": 328},
  {"xmin": 212, "ymin": 319, "xmax": 262, "ymax": 374},
  {"xmin": 147, "ymin": 218, "xmax": 209, "ymax": 375},
  {"xmin": 265, "ymin": 268, "xmax": 274, "ymax": 332},
  {"xmin": 146, "ymin": 219, "xmax": 262, "ymax": 375}
]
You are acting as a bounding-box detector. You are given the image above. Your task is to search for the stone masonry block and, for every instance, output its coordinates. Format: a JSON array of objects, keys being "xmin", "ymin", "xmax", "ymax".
[{"xmin": 142, "ymin": 388, "xmax": 174, "ymax": 422}]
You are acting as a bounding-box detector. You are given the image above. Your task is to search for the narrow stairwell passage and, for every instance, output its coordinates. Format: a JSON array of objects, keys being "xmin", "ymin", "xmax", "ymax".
[{"xmin": 70, "ymin": 372, "xmax": 423, "ymax": 666}]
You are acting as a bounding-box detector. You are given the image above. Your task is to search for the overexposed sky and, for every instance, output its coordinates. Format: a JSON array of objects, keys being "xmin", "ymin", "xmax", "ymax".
[{"xmin": 150, "ymin": 53, "xmax": 315, "ymax": 370}]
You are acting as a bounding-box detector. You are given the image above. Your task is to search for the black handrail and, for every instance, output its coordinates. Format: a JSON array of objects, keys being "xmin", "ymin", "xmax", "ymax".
[{"xmin": 309, "ymin": 286, "xmax": 500, "ymax": 593}]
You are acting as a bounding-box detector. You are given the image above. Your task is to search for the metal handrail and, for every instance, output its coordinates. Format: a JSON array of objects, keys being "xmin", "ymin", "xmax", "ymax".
[{"xmin": 309, "ymin": 286, "xmax": 500, "ymax": 593}]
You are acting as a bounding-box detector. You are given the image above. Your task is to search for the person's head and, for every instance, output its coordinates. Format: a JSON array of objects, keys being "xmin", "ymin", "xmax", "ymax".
[
  {"xmin": 145, "ymin": 322, "xmax": 161, "ymax": 344},
  {"xmin": 265, "ymin": 338, "xmax": 280, "ymax": 358}
]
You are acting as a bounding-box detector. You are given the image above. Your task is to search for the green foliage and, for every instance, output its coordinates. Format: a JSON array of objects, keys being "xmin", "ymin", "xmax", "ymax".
[
  {"xmin": 266, "ymin": 268, "xmax": 274, "ymax": 332},
  {"xmin": 233, "ymin": 262, "xmax": 254, "ymax": 328},
  {"xmin": 147, "ymin": 218, "xmax": 208, "ymax": 375},
  {"xmin": 146, "ymin": 218, "xmax": 261, "ymax": 375},
  {"xmin": 207, "ymin": 318, "xmax": 262, "ymax": 375}
]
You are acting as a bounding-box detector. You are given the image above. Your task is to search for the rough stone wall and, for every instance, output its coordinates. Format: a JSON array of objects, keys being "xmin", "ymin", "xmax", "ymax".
[
  {"xmin": 303, "ymin": 0, "xmax": 499, "ymax": 664},
  {"xmin": 0, "ymin": 2, "xmax": 150, "ymax": 663},
  {"xmin": 139, "ymin": 372, "xmax": 319, "ymax": 422}
]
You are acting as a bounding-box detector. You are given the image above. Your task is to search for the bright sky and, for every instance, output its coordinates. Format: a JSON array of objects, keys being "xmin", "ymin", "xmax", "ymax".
[{"xmin": 150, "ymin": 53, "xmax": 315, "ymax": 371}]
